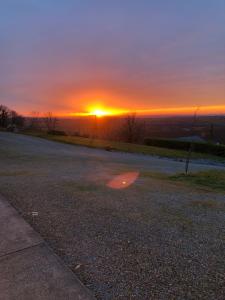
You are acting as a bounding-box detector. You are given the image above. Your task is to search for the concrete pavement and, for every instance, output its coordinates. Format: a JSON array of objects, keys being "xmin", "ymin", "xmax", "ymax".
[{"xmin": 0, "ymin": 195, "xmax": 94, "ymax": 300}]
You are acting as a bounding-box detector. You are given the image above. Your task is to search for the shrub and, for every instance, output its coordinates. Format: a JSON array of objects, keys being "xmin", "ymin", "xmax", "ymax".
[
  {"xmin": 144, "ymin": 138, "xmax": 225, "ymax": 157},
  {"xmin": 47, "ymin": 130, "xmax": 67, "ymax": 136}
]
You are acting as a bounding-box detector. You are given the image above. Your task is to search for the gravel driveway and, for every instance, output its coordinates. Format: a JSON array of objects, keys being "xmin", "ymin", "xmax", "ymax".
[{"xmin": 0, "ymin": 132, "xmax": 225, "ymax": 299}]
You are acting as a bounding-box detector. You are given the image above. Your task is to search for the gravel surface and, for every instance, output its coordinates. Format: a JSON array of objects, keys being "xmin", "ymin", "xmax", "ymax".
[{"xmin": 0, "ymin": 132, "xmax": 225, "ymax": 299}]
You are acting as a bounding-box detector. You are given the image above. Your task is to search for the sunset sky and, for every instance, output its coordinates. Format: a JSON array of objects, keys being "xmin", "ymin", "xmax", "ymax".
[{"xmin": 1, "ymin": 0, "xmax": 225, "ymax": 116}]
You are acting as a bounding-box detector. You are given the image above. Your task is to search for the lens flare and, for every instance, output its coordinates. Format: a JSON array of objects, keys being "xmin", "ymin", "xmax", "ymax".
[{"xmin": 107, "ymin": 172, "xmax": 139, "ymax": 189}]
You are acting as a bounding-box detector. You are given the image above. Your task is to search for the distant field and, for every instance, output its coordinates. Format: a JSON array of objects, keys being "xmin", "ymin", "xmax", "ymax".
[{"xmin": 23, "ymin": 131, "xmax": 225, "ymax": 163}]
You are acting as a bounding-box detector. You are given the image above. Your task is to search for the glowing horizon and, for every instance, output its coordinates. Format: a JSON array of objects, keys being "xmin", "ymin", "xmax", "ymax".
[{"xmin": 61, "ymin": 104, "xmax": 225, "ymax": 118}]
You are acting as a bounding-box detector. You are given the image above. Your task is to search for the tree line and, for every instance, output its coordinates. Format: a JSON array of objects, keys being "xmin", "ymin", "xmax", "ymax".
[
  {"xmin": 0, "ymin": 105, "xmax": 59, "ymax": 133},
  {"xmin": 0, "ymin": 104, "xmax": 146, "ymax": 143}
]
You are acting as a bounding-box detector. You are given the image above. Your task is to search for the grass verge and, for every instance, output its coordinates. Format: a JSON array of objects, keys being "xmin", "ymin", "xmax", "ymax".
[{"xmin": 170, "ymin": 170, "xmax": 225, "ymax": 192}]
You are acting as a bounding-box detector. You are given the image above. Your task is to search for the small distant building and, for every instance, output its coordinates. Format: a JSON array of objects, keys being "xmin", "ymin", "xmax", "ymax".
[{"xmin": 6, "ymin": 124, "xmax": 19, "ymax": 133}]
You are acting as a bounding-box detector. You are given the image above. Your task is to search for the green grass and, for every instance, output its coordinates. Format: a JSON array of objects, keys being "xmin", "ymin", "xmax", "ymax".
[
  {"xmin": 141, "ymin": 169, "xmax": 225, "ymax": 193},
  {"xmin": 170, "ymin": 170, "xmax": 225, "ymax": 192},
  {"xmin": 22, "ymin": 131, "xmax": 225, "ymax": 162}
]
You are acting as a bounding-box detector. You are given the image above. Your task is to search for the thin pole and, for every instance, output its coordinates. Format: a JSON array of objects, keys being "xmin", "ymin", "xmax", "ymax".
[{"xmin": 185, "ymin": 107, "xmax": 199, "ymax": 175}]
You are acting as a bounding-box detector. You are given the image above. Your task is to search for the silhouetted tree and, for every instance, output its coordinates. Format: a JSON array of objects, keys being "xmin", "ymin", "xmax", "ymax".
[
  {"xmin": 0, "ymin": 105, "xmax": 10, "ymax": 127},
  {"xmin": 209, "ymin": 123, "xmax": 215, "ymax": 143},
  {"xmin": 121, "ymin": 113, "xmax": 146, "ymax": 143},
  {"xmin": 0, "ymin": 105, "xmax": 24, "ymax": 130},
  {"xmin": 10, "ymin": 110, "xmax": 25, "ymax": 127},
  {"xmin": 44, "ymin": 112, "xmax": 58, "ymax": 132},
  {"xmin": 27, "ymin": 111, "xmax": 41, "ymax": 130}
]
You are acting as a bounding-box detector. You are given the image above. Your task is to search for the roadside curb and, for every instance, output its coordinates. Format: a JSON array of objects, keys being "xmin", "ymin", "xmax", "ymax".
[{"xmin": 0, "ymin": 195, "xmax": 95, "ymax": 300}]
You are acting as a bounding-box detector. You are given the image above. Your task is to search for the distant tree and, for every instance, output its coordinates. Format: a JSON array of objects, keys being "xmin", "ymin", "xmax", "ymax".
[
  {"xmin": 0, "ymin": 105, "xmax": 24, "ymax": 130},
  {"xmin": 43, "ymin": 112, "xmax": 58, "ymax": 132},
  {"xmin": 121, "ymin": 113, "xmax": 146, "ymax": 143},
  {"xmin": 0, "ymin": 105, "xmax": 10, "ymax": 128},
  {"xmin": 209, "ymin": 123, "xmax": 215, "ymax": 143},
  {"xmin": 10, "ymin": 110, "xmax": 25, "ymax": 128},
  {"xmin": 28, "ymin": 111, "xmax": 40, "ymax": 130}
]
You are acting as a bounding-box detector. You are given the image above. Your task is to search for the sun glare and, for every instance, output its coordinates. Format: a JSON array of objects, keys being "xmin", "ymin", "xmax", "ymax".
[{"xmin": 91, "ymin": 108, "xmax": 108, "ymax": 117}]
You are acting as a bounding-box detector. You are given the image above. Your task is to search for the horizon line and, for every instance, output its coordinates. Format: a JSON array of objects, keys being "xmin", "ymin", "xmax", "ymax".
[{"xmin": 28, "ymin": 105, "xmax": 225, "ymax": 118}]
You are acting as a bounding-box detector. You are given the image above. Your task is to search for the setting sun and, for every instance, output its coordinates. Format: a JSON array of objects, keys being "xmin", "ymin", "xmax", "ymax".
[
  {"xmin": 90, "ymin": 108, "xmax": 108, "ymax": 117},
  {"xmin": 87, "ymin": 107, "xmax": 127, "ymax": 117}
]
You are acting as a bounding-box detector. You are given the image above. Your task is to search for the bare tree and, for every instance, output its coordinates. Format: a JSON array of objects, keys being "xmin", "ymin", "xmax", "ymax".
[
  {"xmin": 121, "ymin": 113, "xmax": 146, "ymax": 143},
  {"xmin": 10, "ymin": 110, "xmax": 24, "ymax": 127},
  {"xmin": 0, "ymin": 105, "xmax": 24, "ymax": 130},
  {"xmin": 43, "ymin": 112, "xmax": 58, "ymax": 132},
  {"xmin": 28, "ymin": 111, "xmax": 40, "ymax": 130},
  {"xmin": 0, "ymin": 105, "xmax": 10, "ymax": 128},
  {"xmin": 209, "ymin": 123, "xmax": 215, "ymax": 143}
]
